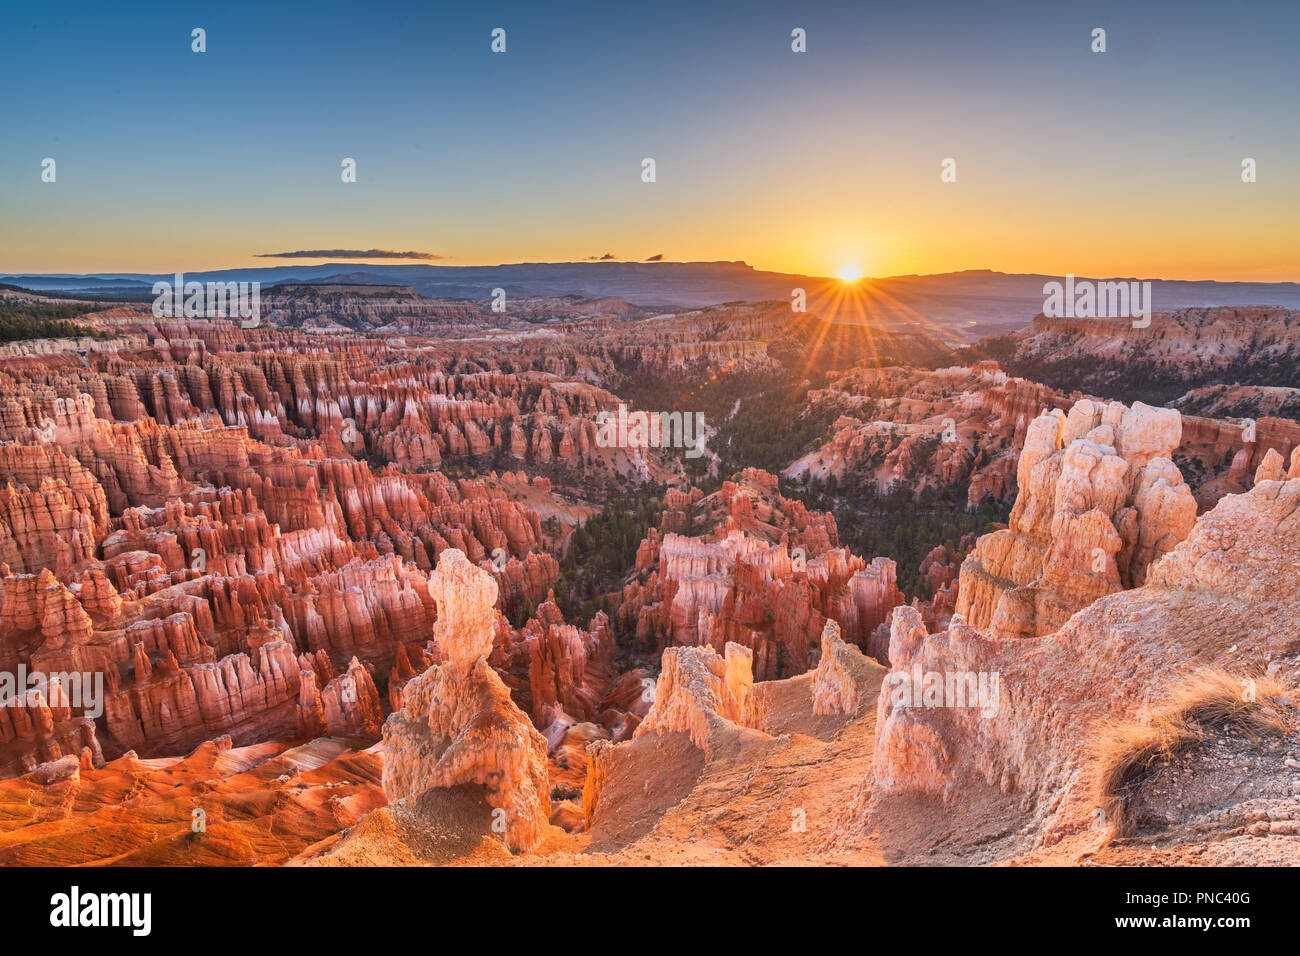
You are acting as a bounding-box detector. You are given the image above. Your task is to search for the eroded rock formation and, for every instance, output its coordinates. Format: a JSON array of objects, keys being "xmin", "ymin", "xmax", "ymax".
[
  {"xmin": 955, "ymin": 400, "xmax": 1198, "ymax": 639},
  {"xmin": 872, "ymin": 424, "xmax": 1300, "ymax": 855},
  {"xmin": 619, "ymin": 470, "xmax": 903, "ymax": 676},
  {"xmin": 381, "ymin": 550, "xmax": 552, "ymax": 852},
  {"xmin": 634, "ymin": 641, "xmax": 759, "ymax": 755}
]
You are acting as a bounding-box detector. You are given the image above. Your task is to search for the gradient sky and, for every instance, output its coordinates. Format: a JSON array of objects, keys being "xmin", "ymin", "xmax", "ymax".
[{"xmin": 2, "ymin": 0, "xmax": 1298, "ymax": 279}]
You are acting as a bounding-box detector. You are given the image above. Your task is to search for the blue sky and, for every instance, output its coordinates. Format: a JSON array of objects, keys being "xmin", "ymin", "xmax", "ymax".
[{"xmin": 3, "ymin": 0, "xmax": 1298, "ymax": 278}]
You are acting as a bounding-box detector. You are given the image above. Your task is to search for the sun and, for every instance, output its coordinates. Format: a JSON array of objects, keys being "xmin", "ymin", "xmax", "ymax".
[{"xmin": 837, "ymin": 263, "xmax": 862, "ymax": 282}]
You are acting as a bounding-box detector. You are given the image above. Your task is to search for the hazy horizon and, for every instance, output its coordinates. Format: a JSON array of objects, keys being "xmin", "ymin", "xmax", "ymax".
[{"xmin": 5, "ymin": 260, "xmax": 1298, "ymax": 290}]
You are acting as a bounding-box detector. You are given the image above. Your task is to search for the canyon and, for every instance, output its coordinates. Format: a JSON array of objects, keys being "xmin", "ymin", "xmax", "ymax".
[{"xmin": 0, "ymin": 288, "xmax": 1296, "ymax": 867}]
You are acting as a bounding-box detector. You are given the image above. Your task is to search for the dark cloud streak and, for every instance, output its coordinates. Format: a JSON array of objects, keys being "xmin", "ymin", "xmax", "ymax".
[{"xmin": 255, "ymin": 249, "xmax": 449, "ymax": 261}]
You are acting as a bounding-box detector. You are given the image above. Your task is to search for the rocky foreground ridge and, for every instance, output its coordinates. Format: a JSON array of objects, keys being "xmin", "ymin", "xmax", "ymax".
[{"xmin": 864, "ymin": 402, "xmax": 1300, "ymax": 864}]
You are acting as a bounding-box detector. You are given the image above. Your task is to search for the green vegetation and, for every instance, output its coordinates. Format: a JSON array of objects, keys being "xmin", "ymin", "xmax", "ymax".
[
  {"xmin": 712, "ymin": 380, "xmax": 842, "ymax": 477},
  {"xmin": 788, "ymin": 476, "xmax": 1008, "ymax": 598},
  {"xmin": 617, "ymin": 364, "xmax": 1008, "ymax": 598},
  {"xmin": 0, "ymin": 298, "xmax": 106, "ymax": 342},
  {"xmin": 505, "ymin": 595, "xmax": 536, "ymax": 629},
  {"xmin": 619, "ymin": 368, "xmax": 840, "ymax": 479},
  {"xmin": 556, "ymin": 493, "xmax": 663, "ymax": 625}
]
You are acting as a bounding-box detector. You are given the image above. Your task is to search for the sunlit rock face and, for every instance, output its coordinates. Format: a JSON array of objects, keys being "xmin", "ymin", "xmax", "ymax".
[
  {"xmin": 633, "ymin": 641, "xmax": 757, "ymax": 755},
  {"xmin": 0, "ymin": 301, "xmax": 778, "ymax": 858},
  {"xmin": 873, "ymin": 402, "xmax": 1300, "ymax": 850},
  {"xmin": 0, "ymin": 310, "xmax": 650, "ymax": 765},
  {"xmin": 955, "ymin": 399, "xmax": 1197, "ymax": 640},
  {"xmin": 381, "ymin": 549, "xmax": 552, "ymax": 852},
  {"xmin": 619, "ymin": 470, "xmax": 903, "ymax": 677}
]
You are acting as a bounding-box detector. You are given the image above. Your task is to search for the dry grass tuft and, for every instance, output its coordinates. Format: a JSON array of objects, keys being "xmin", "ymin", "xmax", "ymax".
[{"xmin": 1092, "ymin": 669, "xmax": 1294, "ymax": 836}]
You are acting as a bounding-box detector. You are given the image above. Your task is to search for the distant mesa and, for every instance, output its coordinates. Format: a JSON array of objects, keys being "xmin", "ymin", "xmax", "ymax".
[{"xmin": 4, "ymin": 265, "xmax": 1300, "ymax": 341}]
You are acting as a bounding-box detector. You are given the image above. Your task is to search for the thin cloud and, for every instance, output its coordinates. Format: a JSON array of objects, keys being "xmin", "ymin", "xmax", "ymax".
[
  {"xmin": 255, "ymin": 249, "xmax": 450, "ymax": 261},
  {"xmin": 584, "ymin": 252, "xmax": 618, "ymax": 260},
  {"xmin": 645, "ymin": 253, "xmax": 664, "ymax": 261}
]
